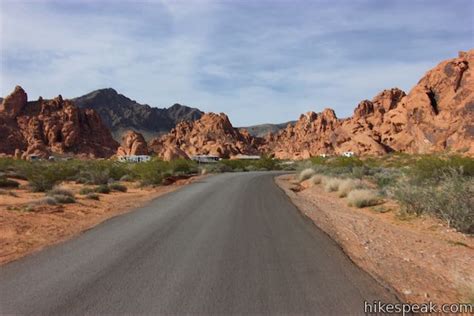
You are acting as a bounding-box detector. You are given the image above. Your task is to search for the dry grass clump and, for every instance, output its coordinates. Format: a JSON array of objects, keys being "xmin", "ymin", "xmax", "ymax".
[
  {"xmin": 324, "ymin": 178, "xmax": 343, "ymax": 192},
  {"xmin": 347, "ymin": 189, "xmax": 381, "ymax": 208},
  {"xmin": 47, "ymin": 187, "xmax": 76, "ymax": 204},
  {"xmin": 309, "ymin": 174, "xmax": 327, "ymax": 185},
  {"xmin": 337, "ymin": 179, "xmax": 364, "ymax": 198},
  {"xmin": 108, "ymin": 183, "xmax": 128, "ymax": 192},
  {"xmin": 85, "ymin": 193, "xmax": 100, "ymax": 200},
  {"xmin": 298, "ymin": 168, "xmax": 316, "ymax": 182},
  {"xmin": 31, "ymin": 196, "xmax": 58, "ymax": 206}
]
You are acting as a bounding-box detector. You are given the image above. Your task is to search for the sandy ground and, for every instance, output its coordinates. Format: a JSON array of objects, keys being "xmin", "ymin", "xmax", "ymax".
[
  {"xmin": 276, "ymin": 174, "xmax": 474, "ymax": 304},
  {"xmin": 0, "ymin": 176, "xmax": 204, "ymax": 265}
]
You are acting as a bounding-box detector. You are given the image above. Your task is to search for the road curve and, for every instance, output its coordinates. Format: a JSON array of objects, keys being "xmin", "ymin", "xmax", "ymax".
[{"xmin": 0, "ymin": 172, "xmax": 398, "ymax": 315}]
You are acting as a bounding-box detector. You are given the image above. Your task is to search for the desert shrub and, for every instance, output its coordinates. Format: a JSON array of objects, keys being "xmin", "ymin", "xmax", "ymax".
[
  {"xmin": 324, "ymin": 178, "xmax": 343, "ymax": 192},
  {"xmin": 132, "ymin": 160, "xmax": 168, "ymax": 185},
  {"xmin": 0, "ymin": 176, "xmax": 20, "ymax": 188},
  {"xmin": 351, "ymin": 166, "xmax": 371, "ymax": 179},
  {"xmin": 310, "ymin": 156, "xmax": 328, "ymax": 165},
  {"xmin": 120, "ymin": 174, "xmax": 133, "ymax": 182},
  {"xmin": 46, "ymin": 187, "xmax": 75, "ymax": 204},
  {"xmin": 108, "ymin": 183, "xmax": 128, "ymax": 192},
  {"xmin": 0, "ymin": 189, "xmax": 18, "ymax": 197},
  {"xmin": 254, "ymin": 156, "xmax": 279, "ymax": 170},
  {"xmin": 94, "ymin": 184, "xmax": 111, "ymax": 194},
  {"xmin": 281, "ymin": 163, "xmax": 297, "ymax": 171},
  {"xmin": 372, "ymin": 168, "xmax": 401, "ymax": 189},
  {"xmin": 79, "ymin": 187, "xmax": 95, "ymax": 195},
  {"xmin": 347, "ymin": 189, "xmax": 381, "ymax": 208},
  {"xmin": 47, "ymin": 187, "xmax": 75, "ymax": 198},
  {"xmin": 298, "ymin": 168, "xmax": 316, "ymax": 182},
  {"xmin": 30, "ymin": 196, "xmax": 58, "ymax": 206},
  {"xmin": 0, "ymin": 158, "xmax": 15, "ymax": 172},
  {"xmin": 81, "ymin": 166, "xmax": 110, "ymax": 185},
  {"xmin": 169, "ymin": 159, "xmax": 197, "ymax": 174},
  {"xmin": 4, "ymin": 171, "xmax": 28, "ymax": 180},
  {"xmin": 309, "ymin": 174, "xmax": 326, "ymax": 185},
  {"xmin": 337, "ymin": 179, "xmax": 364, "ymax": 198},
  {"xmin": 394, "ymin": 170, "xmax": 473, "ymax": 234},
  {"xmin": 21, "ymin": 164, "xmax": 62, "ymax": 192},
  {"xmin": 85, "ymin": 193, "xmax": 100, "ymax": 200},
  {"xmin": 409, "ymin": 155, "xmax": 474, "ymax": 183},
  {"xmin": 220, "ymin": 159, "xmax": 248, "ymax": 171},
  {"xmin": 201, "ymin": 163, "xmax": 233, "ymax": 174},
  {"xmin": 327, "ymin": 156, "xmax": 364, "ymax": 169},
  {"xmin": 244, "ymin": 165, "xmax": 259, "ymax": 172},
  {"xmin": 51, "ymin": 194, "xmax": 76, "ymax": 204}
]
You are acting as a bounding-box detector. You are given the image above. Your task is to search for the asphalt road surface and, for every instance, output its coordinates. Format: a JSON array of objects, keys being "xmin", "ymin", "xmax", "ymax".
[{"xmin": 0, "ymin": 172, "xmax": 398, "ymax": 315}]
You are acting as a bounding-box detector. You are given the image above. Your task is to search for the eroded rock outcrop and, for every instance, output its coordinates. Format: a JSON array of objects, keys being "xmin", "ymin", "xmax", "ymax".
[
  {"xmin": 116, "ymin": 130, "xmax": 148, "ymax": 156},
  {"xmin": 149, "ymin": 112, "xmax": 260, "ymax": 160},
  {"xmin": 261, "ymin": 50, "xmax": 474, "ymax": 158},
  {"xmin": 0, "ymin": 86, "xmax": 119, "ymax": 158}
]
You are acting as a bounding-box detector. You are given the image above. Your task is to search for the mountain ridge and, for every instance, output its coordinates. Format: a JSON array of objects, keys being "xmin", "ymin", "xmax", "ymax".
[{"xmin": 72, "ymin": 88, "xmax": 203, "ymax": 141}]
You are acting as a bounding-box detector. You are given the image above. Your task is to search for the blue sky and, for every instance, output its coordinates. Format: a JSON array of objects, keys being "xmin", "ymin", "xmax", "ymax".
[{"xmin": 1, "ymin": 0, "xmax": 472, "ymax": 126}]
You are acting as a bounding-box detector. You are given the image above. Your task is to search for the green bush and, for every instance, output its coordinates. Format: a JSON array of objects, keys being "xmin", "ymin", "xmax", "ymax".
[
  {"xmin": 108, "ymin": 183, "xmax": 128, "ymax": 192},
  {"xmin": 94, "ymin": 184, "xmax": 111, "ymax": 194},
  {"xmin": 394, "ymin": 170, "xmax": 473, "ymax": 234},
  {"xmin": 132, "ymin": 160, "xmax": 167, "ymax": 185},
  {"xmin": 168, "ymin": 159, "xmax": 197, "ymax": 174},
  {"xmin": 0, "ymin": 176, "xmax": 20, "ymax": 188},
  {"xmin": 327, "ymin": 156, "xmax": 364, "ymax": 169},
  {"xmin": 254, "ymin": 156, "xmax": 279, "ymax": 170},
  {"xmin": 120, "ymin": 174, "xmax": 133, "ymax": 182},
  {"xmin": 409, "ymin": 155, "xmax": 474, "ymax": 183},
  {"xmin": 310, "ymin": 156, "xmax": 328, "ymax": 165},
  {"xmin": 21, "ymin": 164, "xmax": 62, "ymax": 192}
]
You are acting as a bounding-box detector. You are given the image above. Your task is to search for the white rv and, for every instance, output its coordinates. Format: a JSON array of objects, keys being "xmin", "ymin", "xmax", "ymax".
[
  {"xmin": 191, "ymin": 155, "xmax": 221, "ymax": 163},
  {"xmin": 118, "ymin": 155, "xmax": 152, "ymax": 163}
]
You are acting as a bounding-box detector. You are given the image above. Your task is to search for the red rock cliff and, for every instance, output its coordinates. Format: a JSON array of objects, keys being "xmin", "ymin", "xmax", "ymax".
[
  {"xmin": 149, "ymin": 112, "xmax": 260, "ymax": 159},
  {"xmin": 261, "ymin": 50, "xmax": 474, "ymax": 158},
  {"xmin": 0, "ymin": 86, "xmax": 119, "ymax": 158}
]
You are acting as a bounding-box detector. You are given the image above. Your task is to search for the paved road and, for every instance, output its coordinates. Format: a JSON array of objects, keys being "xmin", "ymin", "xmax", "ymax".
[{"xmin": 0, "ymin": 172, "xmax": 398, "ymax": 315}]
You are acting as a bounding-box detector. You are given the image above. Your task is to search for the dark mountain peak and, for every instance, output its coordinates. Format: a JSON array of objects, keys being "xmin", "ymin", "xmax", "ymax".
[
  {"xmin": 169, "ymin": 103, "xmax": 184, "ymax": 109},
  {"xmin": 72, "ymin": 89, "xmax": 203, "ymax": 141}
]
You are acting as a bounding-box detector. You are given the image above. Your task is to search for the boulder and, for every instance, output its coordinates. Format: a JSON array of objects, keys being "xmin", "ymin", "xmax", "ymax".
[
  {"xmin": 149, "ymin": 112, "xmax": 260, "ymax": 159},
  {"xmin": 117, "ymin": 130, "xmax": 149, "ymax": 156}
]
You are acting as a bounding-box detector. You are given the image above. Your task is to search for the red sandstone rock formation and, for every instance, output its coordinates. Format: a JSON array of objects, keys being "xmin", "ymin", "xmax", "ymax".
[
  {"xmin": 0, "ymin": 86, "xmax": 118, "ymax": 158},
  {"xmin": 116, "ymin": 130, "xmax": 149, "ymax": 156},
  {"xmin": 149, "ymin": 112, "xmax": 260, "ymax": 160},
  {"xmin": 262, "ymin": 50, "xmax": 474, "ymax": 158}
]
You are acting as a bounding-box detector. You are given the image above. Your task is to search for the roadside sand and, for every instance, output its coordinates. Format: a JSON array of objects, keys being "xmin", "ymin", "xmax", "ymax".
[
  {"xmin": 275, "ymin": 174, "xmax": 474, "ymax": 304},
  {"xmin": 0, "ymin": 176, "xmax": 204, "ymax": 265}
]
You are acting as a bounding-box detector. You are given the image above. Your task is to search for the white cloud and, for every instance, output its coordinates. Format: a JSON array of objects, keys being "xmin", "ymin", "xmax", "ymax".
[{"xmin": 0, "ymin": 0, "xmax": 472, "ymax": 126}]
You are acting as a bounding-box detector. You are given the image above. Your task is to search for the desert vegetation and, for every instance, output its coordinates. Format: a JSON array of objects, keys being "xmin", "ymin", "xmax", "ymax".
[{"xmin": 297, "ymin": 154, "xmax": 474, "ymax": 234}]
